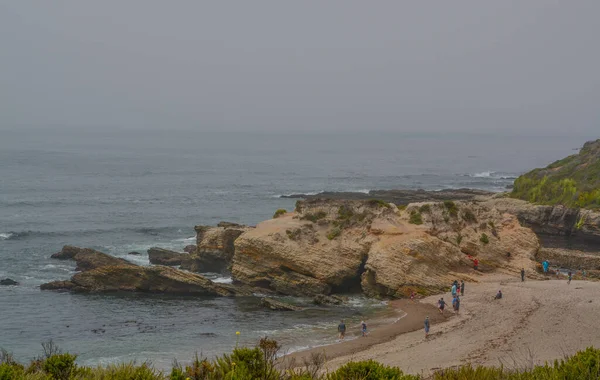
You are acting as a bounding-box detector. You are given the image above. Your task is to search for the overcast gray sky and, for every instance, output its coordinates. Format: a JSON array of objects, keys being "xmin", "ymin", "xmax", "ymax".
[{"xmin": 1, "ymin": 1, "xmax": 598, "ymax": 134}]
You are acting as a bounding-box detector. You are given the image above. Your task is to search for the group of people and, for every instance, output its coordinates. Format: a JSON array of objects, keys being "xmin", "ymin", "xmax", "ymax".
[
  {"xmin": 542, "ymin": 260, "xmax": 581, "ymax": 284},
  {"xmin": 337, "ymin": 319, "xmax": 368, "ymax": 340}
]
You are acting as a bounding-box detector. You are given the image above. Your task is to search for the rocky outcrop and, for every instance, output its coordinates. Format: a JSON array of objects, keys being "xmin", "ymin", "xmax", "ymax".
[
  {"xmin": 0, "ymin": 278, "xmax": 18, "ymax": 286},
  {"xmin": 313, "ymin": 294, "xmax": 346, "ymax": 305},
  {"xmin": 180, "ymin": 224, "xmax": 251, "ymax": 273},
  {"xmin": 147, "ymin": 247, "xmax": 187, "ymax": 266},
  {"xmin": 231, "ymin": 199, "xmax": 540, "ymax": 298},
  {"xmin": 260, "ymin": 297, "xmax": 303, "ymax": 311},
  {"xmin": 128, "ymin": 251, "xmax": 142, "ymax": 256},
  {"xmin": 483, "ymin": 197, "xmax": 600, "ymax": 252},
  {"xmin": 537, "ymin": 248, "xmax": 600, "ymax": 270},
  {"xmin": 42, "ymin": 247, "xmax": 253, "ymax": 296},
  {"xmin": 51, "ymin": 246, "xmax": 133, "ymax": 271},
  {"xmin": 42, "ymin": 265, "xmax": 251, "ymax": 296}
]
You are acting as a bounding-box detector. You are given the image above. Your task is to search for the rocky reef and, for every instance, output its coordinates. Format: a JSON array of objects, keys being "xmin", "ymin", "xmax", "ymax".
[{"xmin": 42, "ymin": 246, "xmax": 251, "ymax": 296}]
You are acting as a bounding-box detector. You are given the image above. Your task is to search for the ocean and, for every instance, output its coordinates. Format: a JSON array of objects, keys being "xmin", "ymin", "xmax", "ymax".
[{"xmin": 0, "ymin": 128, "xmax": 593, "ymax": 368}]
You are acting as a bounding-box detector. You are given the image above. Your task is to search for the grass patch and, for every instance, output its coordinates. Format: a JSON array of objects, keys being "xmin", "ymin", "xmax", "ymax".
[
  {"xmin": 419, "ymin": 204, "xmax": 431, "ymax": 213},
  {"xmin": 409, "ymin": 211, "xmax": 423, "ymax": 225},
  {"xmin": 480, "ymin": 233, "xmax": 490, "ymax": 245},
  {"xmin": 368, "ymin": 199, "xmax": 391, "ymax": 208},
  {"xmin": 300, "ymin": 211, "xmax": 328, "ymax": 223},
  {"xmin": 444, "ymin": 200, "xmax": 459, "ymax": 217},
  {"xmin": 326, "ymin": 227, "xmax": 342, "ymax": 240},
  {"xmin": 462, "ymin": 209, "xmax": 477, "ymax": 223}
]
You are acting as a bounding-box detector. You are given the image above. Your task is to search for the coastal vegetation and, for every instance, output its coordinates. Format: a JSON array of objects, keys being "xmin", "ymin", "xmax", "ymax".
[
  {"xmin": 409, "ymin": 211, "xmax": 423, "ymax": 225},
  {"xmin": 511, "ymin": 139, "xmax": 600, "ymax": 209},
  {"xmin": 2, "ymin": 341, "xmax": 600, "ymax": 379},
  {"xmin": 480, "ymin": 233, "xmax": 490, "ymax": 245},
  {"xmin": 443, "ymin": 201, "xmax": 458, "ymax": 218},
  {"xmin": 273, "ymin": 209, "xmax": 287, "ymax": 218},
  {"xmin": 300, "ymin": 211, "xmax": 328, "ymax": 223}
]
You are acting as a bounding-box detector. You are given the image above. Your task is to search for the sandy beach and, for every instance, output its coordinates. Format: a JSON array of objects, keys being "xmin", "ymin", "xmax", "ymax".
[{"xmin": 283, "ymin": 275, "xmax": 600, "ymax": 376}]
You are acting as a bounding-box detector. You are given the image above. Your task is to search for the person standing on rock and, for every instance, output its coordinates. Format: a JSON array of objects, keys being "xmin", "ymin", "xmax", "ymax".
[
  {"xmin": 338, "ymin": 320, "xmax": 346, "ymax": 340},
  {"xmin": 473, "ymin": 258, "xmax": 479, "ymax": 271},
  {"xmin": 521, "ymin": 268, "xmax": 525, "ymax": 282},
  {"xmin": 460, "ymin": 280, "xmax": 465, "ymax": 296},
  {"xmin": 424, "ymin": 316, "xmax": 430, "ymax": 338}
]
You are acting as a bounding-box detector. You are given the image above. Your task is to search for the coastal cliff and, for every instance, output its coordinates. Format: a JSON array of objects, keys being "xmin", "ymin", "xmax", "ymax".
[{"xmin": 231, "ymin": 199, "xmax": 540, "ymax": 297}]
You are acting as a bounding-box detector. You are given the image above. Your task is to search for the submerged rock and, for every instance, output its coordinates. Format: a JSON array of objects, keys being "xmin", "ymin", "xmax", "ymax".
[
  {"xmin": 260, "ymin": 297, "xmax": 303, "ymax": 311},
  {"xmin": 313, "ymin": 294, "xmax": 346, "ymax": 305},
  {"xmin": 0, "ymin": 278, "xmax": 18, "ymax": 286},
  {"xmin": 128, "ymin": 251, "xmax": 142, "ymax": 256},
  {"xmin": 147, "ymin": 247, "xmax": 187, "ymax": 266}
]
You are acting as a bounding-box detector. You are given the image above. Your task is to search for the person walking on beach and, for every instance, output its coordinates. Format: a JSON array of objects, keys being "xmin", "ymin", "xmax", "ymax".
[
  {"xmin": 438, "ymin": 298, "xmax": 446, "ymax": 315},
  {"xmin": 424, "ymin": 316, "xmax": 430, "ymax": 338},
  {"xmin": 338, "ymin": 320, "xmax": 346, "ymax": 340},
  {"xmin": 521, "ymin": 268, "xmax": 525, "ymax": 282},
  {"xmin": 460, "ymin": 280, "xmax": 465, "ymax": 296},
  {"xmin": 568, "ymin": 271, "xmax": 572, "ymax": 285},
  {"xmin": 361, "ymin": 320, "xmax": 368, "ymax": 337},
  {"xmin": 453, "ymin": 296, "xmax": 460, "ymax": 315}
]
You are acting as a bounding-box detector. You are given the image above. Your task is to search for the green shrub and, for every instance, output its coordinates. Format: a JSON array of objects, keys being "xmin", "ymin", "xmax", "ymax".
[
  {"xmin": 327, "ymin": 227, "xmax": 342, "ymax": 240},
  {"xmin": 419, "ymin": 204, "xmax": 431, "ymax": 214},
  {"xmin": 327, "ymin": 360, "xmax": 418, "ymax": 380},
  {"xmin": 456, "ymin": 234, "xmax": 463, "ymax": 245},
  {"xmin": 443, "ymin": 201, "xmax": 458, "ymax": 217},
  {"xmin": 462, "ymin": 209, "xmax": 477, "ymax": 223},
  {"xmin": 409, "ymin": 211, "xmax": 423, "ymax": 225},
  {"xmin": 43, "ymin": 353, "xmax": 77, "ymax": 380},
  {"xmin": 273, "ymin": 209, "xmax": 287, "ymax": 218},
  {"xmin": 367, "ymin": 199, "xmax": 391, "ymax": 208},
  {"xmin": 397, "ymin": 205, "xmax": 407, "ymax": 212},
  {"xmin": 295, "ymin": 201, "xmax": 303, "ymax": 213},
  {"xmin": 301, "ymin": 211, "xmax": 328, "ymax": 223},
  {"xmin": 480, "ymin": 233, "xmax": 489, "ymax": 245},
  {"xmin": 0, "ymin": 363, "xmax": 24, "ymax": 380},
  {"xmin": 78, "ymin": 363, "xmax": 161, "ymax": 380}
]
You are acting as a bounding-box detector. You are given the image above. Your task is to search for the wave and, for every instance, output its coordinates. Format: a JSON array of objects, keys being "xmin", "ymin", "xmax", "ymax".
[
  {"xmin": 0, "ymin": 232, "xmax": 14, "ymax": 240},
  {"xmin": 467, "ymin": 171, "xmax": 518, "ymax": 180}
]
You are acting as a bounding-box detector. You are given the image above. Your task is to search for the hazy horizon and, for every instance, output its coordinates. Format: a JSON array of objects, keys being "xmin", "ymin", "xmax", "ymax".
[{"xmin": 1, "ymin": 1, "xmax": 599, "ymax": 134}]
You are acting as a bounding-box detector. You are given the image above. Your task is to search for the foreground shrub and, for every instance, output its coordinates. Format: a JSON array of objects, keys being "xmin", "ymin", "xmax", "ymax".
[
  {"xmin": 443, "ymin": 201, "xmax": 458, "ymax": 217},
  {"xmin": 327, "ymin": 360, "xmax": 418, "ymax": 380},
  {"xmin": 43, "ymin": 353, "xmax": 77, "ymax": 380}
]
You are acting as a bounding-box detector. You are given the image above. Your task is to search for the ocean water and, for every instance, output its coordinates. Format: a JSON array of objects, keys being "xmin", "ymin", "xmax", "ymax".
[{"xmin": 0, "ymin": 128, "xmax": 593, "ymax": 368}]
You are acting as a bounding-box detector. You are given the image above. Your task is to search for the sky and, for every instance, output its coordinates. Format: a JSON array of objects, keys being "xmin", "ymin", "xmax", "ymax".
[{"xmin": 1, "ymin": 1, "xmax": 599, "ymax": 135}]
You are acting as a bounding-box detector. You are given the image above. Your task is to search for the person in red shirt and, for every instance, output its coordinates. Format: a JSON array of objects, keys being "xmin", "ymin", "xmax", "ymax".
[{"xmin": 473, "ymin": 259, "xmax": 479, "ymax": 271}]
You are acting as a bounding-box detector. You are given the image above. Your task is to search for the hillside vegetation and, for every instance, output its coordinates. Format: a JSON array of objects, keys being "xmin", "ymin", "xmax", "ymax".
[{"xmin": 512, "ymin": 139, "xmax": 600, "ymax": 209}]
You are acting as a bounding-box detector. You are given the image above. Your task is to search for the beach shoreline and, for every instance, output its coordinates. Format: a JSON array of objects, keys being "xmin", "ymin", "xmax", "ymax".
[{"xmin": 281, "ymin": 275, "xmax": 600, "ymax": 376}]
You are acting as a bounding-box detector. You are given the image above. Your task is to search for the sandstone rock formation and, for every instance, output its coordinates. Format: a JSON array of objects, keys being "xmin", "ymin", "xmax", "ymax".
[
  {"xmin": 43, "ymin": 246, "xmax": 252, "ymax": 296},
  {"xmin": 147, "ymin": 247, "xmax": 187, "ymax": 266},
  {"xmin": 179, "ymin": 224, "xmax": 251, "ymax": 273},
  {"xmin": 51, "ymin": 246, "xmax": 132, "ymax": 271},
  {"xmin": 231, "ymin": 199, "xmax": 541, "ymax": 298},
  {"xmin": 483, "ymin": 197, "xmax": 600, "ymax": 252},
  {"xmin": 537, "ymin": 248, "xmax": 600, "ymax": 270}
]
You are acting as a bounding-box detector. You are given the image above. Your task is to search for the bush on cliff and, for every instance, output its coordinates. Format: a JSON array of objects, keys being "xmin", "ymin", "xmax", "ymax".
[
  {"xmin": 480, "ymin": 233, "xmax": 490, "ymax": 245},
  {"xmin": 443, "ymin": 201, "xmax": 458, "ymax": 218},
  {"xmin": 409, "ymin": 211, "xmax": 423, "ymax": 225},
  {"xmin": 301, "ymin": 211, "xmax": 328, "ymax": 223},
  {"xmin": 511, "ymin": 139, "xmax": 600, "ymax": 209},
  {"xmin": 326, "ymin": 360, "xmax": 418, "ymax": 380},
  {"xmin": 273, "ymin": 209, "xmax": 287, "ymax": 218},
  {"xmin": 368, "ymin": 199, "xmax": 391, "ymax": 209}
]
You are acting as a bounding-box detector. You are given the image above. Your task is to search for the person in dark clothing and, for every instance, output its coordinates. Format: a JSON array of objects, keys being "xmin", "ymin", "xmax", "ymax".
[
  {"xmin": 460, "ymin": 280, "xmax": 465, "ymax": 296},
  {"xmin": 521, "ymin": 268, "xmax": 525, "ymax": 282},
  {"xmin": 568, "ymin": 271, "xmax": 572, "ymax": 285},
  {"xmin": 424, "ymin": 316, "xmax": 430, "ymax": 338},
  {"xmin": 495, "ymin": 290, "xmax": 503, "ymax": 299},
  {"xmin": 438, "ymin": 298, "xmax": 446, "ymax": 314},
  {"xmin": 338, "ymin": 320, "xmax": 346, "ymax": 340}
]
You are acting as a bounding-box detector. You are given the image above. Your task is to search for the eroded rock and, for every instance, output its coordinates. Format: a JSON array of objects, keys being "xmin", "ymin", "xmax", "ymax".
[
  {"xmin": 148, "ymin": 247, "xmax": 187, "ymax": 266},
  {"xmin": 260, "ymin": 297, "xmax": 303, "ymax": 311}
]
